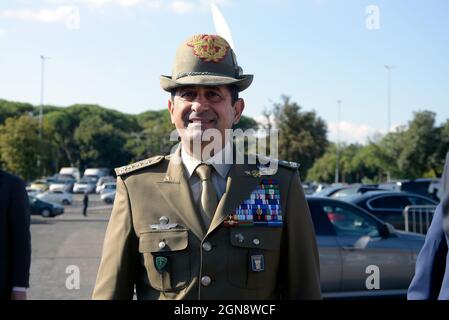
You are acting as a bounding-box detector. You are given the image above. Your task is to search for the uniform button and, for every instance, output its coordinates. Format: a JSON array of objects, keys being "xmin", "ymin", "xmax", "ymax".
[
  {"xmin": 201, "ymin": 276, "xmax": 212, "ymax": 287},
  {"xmin": 252, "ymin": 238, "xmax": 260, "ymax": 246},
  {"xmin": 158, "ymin": 241, "xmax": 166, "ymax": 249},
  {"xmin": 202, "ymin": 242, "xmax": 212, "ymax": 252}
]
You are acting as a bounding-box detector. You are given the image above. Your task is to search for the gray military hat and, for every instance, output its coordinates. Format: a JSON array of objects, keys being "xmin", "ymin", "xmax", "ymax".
[{"xmin": 160, "ymin": 34, "xmax": 253, "ymax": 92}]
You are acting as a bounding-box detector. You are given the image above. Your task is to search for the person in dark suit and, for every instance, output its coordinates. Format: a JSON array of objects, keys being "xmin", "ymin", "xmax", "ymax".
[
  {"xmin": 82, "ymin": 192, "xmax": 89, "ymax": 217},
  {"xmin": 408, "ymin": 150, "xmax": 449, "ymax": 299},
  {"xmin": 0, "ymin": 170, "xmax": 31, "ymax": 300}
]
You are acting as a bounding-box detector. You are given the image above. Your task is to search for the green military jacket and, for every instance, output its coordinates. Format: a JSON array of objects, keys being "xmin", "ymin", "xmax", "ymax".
[{"xmin": 92, "ymin": 146, "xmax": 321, "ymax": 300}]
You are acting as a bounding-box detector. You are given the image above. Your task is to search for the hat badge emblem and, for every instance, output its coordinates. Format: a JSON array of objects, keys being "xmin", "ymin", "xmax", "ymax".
[{"xmin": 187, "ymin": 34, "xmax": 230, "ymax": 63}]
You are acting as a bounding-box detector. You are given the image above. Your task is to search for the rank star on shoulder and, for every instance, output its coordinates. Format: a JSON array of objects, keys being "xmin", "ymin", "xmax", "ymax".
[{"xmin": 174, "ymin": 304, "xmax": 208, "ymax": 318}]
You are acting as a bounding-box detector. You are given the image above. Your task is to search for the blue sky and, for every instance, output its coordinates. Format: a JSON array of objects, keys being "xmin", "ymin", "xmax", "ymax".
[{"xmin": 1, "ymin": 0, "xmax": 448, "ymax": 144}]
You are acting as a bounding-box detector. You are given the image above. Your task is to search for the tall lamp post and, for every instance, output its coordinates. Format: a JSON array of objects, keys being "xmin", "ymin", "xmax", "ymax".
[
  {"xmin": 335, "ymin": 99, "xmax": 342, "ymax": 184},
  {"xmin": 384, "ymin": 65, "xmax": 393, "ymax": 133},
  {"xmin": 38, "ymin": 55, "xmax": 50, "ymax": 174},
  {"xmin": 39, "ymin": 55, "xmax": 50, "ymax": 139}
]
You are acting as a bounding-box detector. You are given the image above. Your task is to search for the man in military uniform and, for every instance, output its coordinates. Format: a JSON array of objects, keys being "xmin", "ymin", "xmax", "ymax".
[{"xmin": 92, "ymin": 34, "xmax": 321, "ymax": 300}]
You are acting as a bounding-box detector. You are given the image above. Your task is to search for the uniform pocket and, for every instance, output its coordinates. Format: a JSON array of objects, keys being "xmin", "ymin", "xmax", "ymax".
[
  {"xmin": 139, "ymin": 229, "xmax": 190, "ymax": 292},
  {"xmin": 227, "ymin": 228, "xmax": 282, "ymax": 290}
]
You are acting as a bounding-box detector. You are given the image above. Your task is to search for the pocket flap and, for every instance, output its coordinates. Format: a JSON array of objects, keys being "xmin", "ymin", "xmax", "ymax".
[
  {"xmin": 230, "ymin": 228, "xmax": 282, "ymax": 251},
  {"xmin": 139, "ymin": 229, "xmax": 188, "ymax": 253}
]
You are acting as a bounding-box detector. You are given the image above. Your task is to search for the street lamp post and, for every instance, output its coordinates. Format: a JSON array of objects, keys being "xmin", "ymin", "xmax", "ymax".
[
  {"xmin": 384, "ymin": 65, "xmax": 393, "ymax": 133},
  {"xmin": 335, "ymin": 99, "xmax": 342, "ymax": 184},
  {"xmin": 38, "ymin": 55, "xmax": 50, "ymax": 175},
  {"xmin": 39, "ymin": 55, "xmax": 49, "ymax": 140}
]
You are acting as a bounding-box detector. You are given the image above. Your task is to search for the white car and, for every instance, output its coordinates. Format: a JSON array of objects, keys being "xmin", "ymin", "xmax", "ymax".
[
  {"xmin": 96, "ymin": 176, "xmax": 116, "ymax": 193},
  {"xmin": 36, "ymin": 190, "xmax": 73, "ymax": 205},
  {"xmin": 73, "ymin": 176, "xmax": 97, "ymax": 193},
  {"xmin": 49, "ymin": 180, "xmax": 74, "ymax": 192},
  {"xmin": 99, "ymin": 182, "xmax": 117, "ymax": 195},
  {"xmin": 59, "ymin": 167, "xmax": 81, "ymax": 181},
  {"xmin": 26, "ymin": 187, "xmax": 43, "ymax": 198},
  {"xmin": 101, "ymin": 190, "xmax": 116, "ymax": 204}
]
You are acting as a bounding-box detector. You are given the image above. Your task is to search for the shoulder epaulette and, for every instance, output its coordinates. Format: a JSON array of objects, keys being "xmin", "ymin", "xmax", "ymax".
[
  {"xmin": 115, "ymin": 155, "xmax": 165, "ymax": 176},
  {"xmin": 278, "ymin": 160, "xmax": 300, "ymax": 170}
]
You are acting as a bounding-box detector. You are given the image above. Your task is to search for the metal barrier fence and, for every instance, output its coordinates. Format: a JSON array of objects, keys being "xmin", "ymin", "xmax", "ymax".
[{"xmin": 403, "ymin": 205, "xmax": 437, "ymax": 234}]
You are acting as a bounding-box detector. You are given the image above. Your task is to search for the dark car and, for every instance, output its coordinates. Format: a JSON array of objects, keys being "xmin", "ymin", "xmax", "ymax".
[
  {"xmin": 307, "ymin": 196, "xmax": 425, "ymax": 299},
  {"xmin": 29, "ymin": 195, "xmax": 64, "ymax": 218},
  {"xmin": 313, "ymin": 184, "xmax": 384, "ymax": 198},
  {"xmin": 329, "ymin": 185, "xmax": 386, "ymax": 199},
  {"xmin": 345, "ymin": 191, "xmax": 438, "ymax": 230},
  {"xmin": 312, "ymin": 185, "xmax": 348, "ymax": 197}
]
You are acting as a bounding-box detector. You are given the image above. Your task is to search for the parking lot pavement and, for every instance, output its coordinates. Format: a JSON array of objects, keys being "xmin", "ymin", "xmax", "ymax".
[{"xmin": 29, "ymin": 194, "xmax": 112, "ymax": 300}]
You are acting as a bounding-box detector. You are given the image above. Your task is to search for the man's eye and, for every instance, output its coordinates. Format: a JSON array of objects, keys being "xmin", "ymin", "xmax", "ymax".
[
  {"xmin": 181, "ymin": 92, "xmax": 195, "ymax": 98},
  {"xmin": 207, "ymin": 92, "xmax": 221, "ymax": 100}
]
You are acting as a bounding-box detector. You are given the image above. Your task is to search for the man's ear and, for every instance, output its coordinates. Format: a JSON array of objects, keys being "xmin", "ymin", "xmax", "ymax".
[
  {"xmin": 233, "ymin": 98, "xmax": 245, "ymax": 125},
  {"xmin": 167, "ymin": 99, "xmax": 175, "ymax": 124}
]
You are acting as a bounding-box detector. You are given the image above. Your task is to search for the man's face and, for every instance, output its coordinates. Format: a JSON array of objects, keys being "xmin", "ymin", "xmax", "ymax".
[{"xmin": 168, "ymin": 85, "xmax": 244, "ymax": 154}]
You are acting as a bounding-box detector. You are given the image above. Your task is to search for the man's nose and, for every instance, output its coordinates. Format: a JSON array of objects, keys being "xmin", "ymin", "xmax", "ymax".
[{"xmin": 191, "ymin": 95, "xmax": 209, "ymax": 113}]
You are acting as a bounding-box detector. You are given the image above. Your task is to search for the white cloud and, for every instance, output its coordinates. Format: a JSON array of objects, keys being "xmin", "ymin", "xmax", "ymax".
[
  {"xmin": 45, "ymin": 0, "xmax": 151, "ymax": 8},
  {"xmin": 45, "ymin": 0, "xmax": 112, "ymax": 8},
  {"xmin": 170, "ymin": 1, "xmax": 195, "ymax": 14},
  {"xmin": 328, "ymin": 121, "xmax": 386, "ymax": 145},
  {"xmin": 145, "ymin": 0, "xmax": 161, "ymax": 9},
  {"xmin": 1, "ymin": 6, "xmax": 78, "ymax": 23},
  {"xmin": 116, "ymin": 0, "xmax": 143, "ymax": 7},
  {"xmin": 198, "ymin": 0, "xmax": 228, "ymax": 9},
  {"xmin": 0, "ymin": 29, "xmax": 7, "ymax": 37}
]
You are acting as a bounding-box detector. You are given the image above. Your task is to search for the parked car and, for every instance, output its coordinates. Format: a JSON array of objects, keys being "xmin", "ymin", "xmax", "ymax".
[
  {"xmin": 36, "ymin": 190, "xmax": 73, "ymax": 205},
  {"xmin": 313, "ymin": 184, "xmax": 384, "ymax": 198},
  {"xmin": 379, "ymin": 179, "xmax": 442, "ymax": 201},
  {"xmin": 99, "ymin": 182, "xmax": 116, "ymax": 195},
  {"xmin": 73, "ymin": 176, "xmax": 98, "ymax": 193},
  {"xmin": 307, "ymin": 196, "xmax": 425, "ymax": 299},
  {"xmin": 328, "ymin": 185, "xmax": 386, "ymax": 199},
  {"xmin": 96, "ymin": 176, "xmax": 116, "ymax": 193},
  {"xmin": 101, "ymin": 190, "xmax": 116, "ymax": 204},
  {"xmin": 312, "ymin": 184, "xmax": 348, "ymax": 197},
  {"xmin": 26, "ymin": 187, "xmax": 43, "ymax": 197},
  {"xmin": 49, "ymin": 179, "xmax": 75, "ymax": 193},
  {"xmin": 84, "ymin": 168, "xmax": 109, "ymax": 180},
  {"xmin": 345, "ymin": 191, "xmax": 438, "ymax": 230},
  {"xmin": 29, "ymin": 196, "xmax": 64, "ymax": 217},
  {"xmin": 59, "ymin": 167, "xmax": 81, "ymax": 181},
  {"xmin": 30, "ymin": 180, "xmax": 49, "ymax": 192}
]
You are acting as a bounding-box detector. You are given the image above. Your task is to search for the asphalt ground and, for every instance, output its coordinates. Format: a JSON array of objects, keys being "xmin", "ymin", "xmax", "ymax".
[{"xmin": 28, "ymin": 193, "xmax": 112, "ymax": 300}]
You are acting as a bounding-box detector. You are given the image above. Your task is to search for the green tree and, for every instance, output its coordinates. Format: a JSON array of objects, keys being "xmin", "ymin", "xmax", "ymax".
[
  {"xmin": 307, "ymin": 144, "xmax": 337, "ymax": 183},
  {"xmin": 74, "ymin": 115, "xmax": 131, "ymax": 169},
  {"xmin": 45, "ymin": 110, "xmax": 80, "ymax": 168},
  {"xmin": 271, "ymin": 95, "xmax": 328, "ymax": 179},
  {"xmin": 130, "ymin": 109, "xmax": 177, "ymax": 159},
  {"xmin": 234, "ymin": 115, "xmax": 258, "ymax": 131},
  {"xmin": 0, "ymin": 99, "xmax": 34, "ymax": 125},
  {"xmin": 0, "ymin": 115, "xmax": 55, "ymax": 180},
  {"xmin": 396, "ymin": 111, "xmax": 438, "ymax": 178}
]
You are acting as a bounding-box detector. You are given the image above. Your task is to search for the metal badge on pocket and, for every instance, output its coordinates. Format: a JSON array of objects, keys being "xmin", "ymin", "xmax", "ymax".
[
  {"xmin": 249, "ymin": 251, "xmax": 265, "ymax": 272},
  {"xmin": 154, "ymin": 255, "xmax": 169, "ymax": 274}
]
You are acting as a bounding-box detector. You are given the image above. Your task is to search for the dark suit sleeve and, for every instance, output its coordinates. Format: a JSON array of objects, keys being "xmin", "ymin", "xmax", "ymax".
[
  {"xmin": 408, "ymin": 203, "xmax": 448, "ymax": 299},
  {"xmin": 8, "ymin": 177, "xmax": 31, "ymax": 288},
  {"xmin": 280, "ymin": 169, "xmax": 322, "ymax": 299}
]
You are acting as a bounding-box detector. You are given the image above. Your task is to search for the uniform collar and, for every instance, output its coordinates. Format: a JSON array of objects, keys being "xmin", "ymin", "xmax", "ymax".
[{"xmin": 181, "ymin": 141, "xmax": 232, "ymax": 180}]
